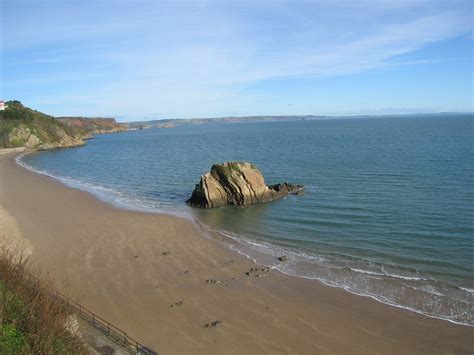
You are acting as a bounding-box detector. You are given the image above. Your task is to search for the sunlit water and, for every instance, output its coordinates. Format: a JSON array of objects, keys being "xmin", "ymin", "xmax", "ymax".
[{"xmin": 19, "ymin": 115, "xmax": 474, "ymax": 325}]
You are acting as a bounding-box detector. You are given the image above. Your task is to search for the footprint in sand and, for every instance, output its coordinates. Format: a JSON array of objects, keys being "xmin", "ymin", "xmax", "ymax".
[
  {"xmin": 203, "ymin": 320, "xmax": 222, "ymax": 328},
  {"xmin": 169, "ymin": 300, "xmax": 183, "ymax": 308}
]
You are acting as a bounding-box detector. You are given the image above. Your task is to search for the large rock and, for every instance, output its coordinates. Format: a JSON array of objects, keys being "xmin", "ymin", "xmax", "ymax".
[{"xmin": 187, "ymin": 162, "xmax": 303, "ymax": 208}]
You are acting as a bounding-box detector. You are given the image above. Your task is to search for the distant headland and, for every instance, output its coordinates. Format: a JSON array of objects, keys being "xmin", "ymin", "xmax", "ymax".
[
  {"xmin": 126, "ymin": 112, "xmax": 473, "ymax": 129},
  {"xmin": 0, "ymin": 101, "xmax": 127, "ymax": 150}
]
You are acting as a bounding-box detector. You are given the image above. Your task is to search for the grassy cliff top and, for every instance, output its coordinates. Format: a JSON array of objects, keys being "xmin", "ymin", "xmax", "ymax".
[{"xmin": 0, "ymin": 101, "xmax": 85, "ymax": 148}]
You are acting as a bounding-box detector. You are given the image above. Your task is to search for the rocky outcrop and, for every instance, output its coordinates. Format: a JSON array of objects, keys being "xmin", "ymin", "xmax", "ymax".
[
  {"xmin": 187, "ymin": 162, "xmax": 304, "ymax": 208},
  {"xmin": 37, "ymin": 125, "xmax": 85, "ymax": 150},
  {"xmin": 6, "ymin": 123, "xmax": 85, "ymax": 150},
  {"xmin": 8, "ymin": 126, "xmax": 32, "ymax": 146},
  {"xmin": 1, "ymin": 101, "xmax": 124, "ymax": 150}
]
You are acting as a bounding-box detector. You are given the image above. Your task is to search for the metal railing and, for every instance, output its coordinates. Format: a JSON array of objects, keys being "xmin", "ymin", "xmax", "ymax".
[{"xmin": 23, "ymin": 271, "xmax": 158, "ymax": 355}]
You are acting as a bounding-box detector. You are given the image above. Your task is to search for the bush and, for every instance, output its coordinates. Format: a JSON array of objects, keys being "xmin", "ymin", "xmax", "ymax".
[
  {"xmin": 0, "ymin": 324, "xmax": 27, "ymax": 354},
  {"xmin": 0, "ymin": 244, "xmax": 86, "ymax": 354}
]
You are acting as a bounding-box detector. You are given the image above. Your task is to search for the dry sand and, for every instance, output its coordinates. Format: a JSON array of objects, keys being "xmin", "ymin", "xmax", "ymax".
[
  {"xmin": 0, "ymin": 150, "xmax": 472, "ymax": 354},
  {"xmin": 0, "ymin": 148, "xmax": 32, "ymax": 257}
]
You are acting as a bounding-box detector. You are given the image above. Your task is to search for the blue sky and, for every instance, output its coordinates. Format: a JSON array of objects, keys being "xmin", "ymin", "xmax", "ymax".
[{"xmin": 1, "ymin": 0, "xmax": 473, "ymax": 120}]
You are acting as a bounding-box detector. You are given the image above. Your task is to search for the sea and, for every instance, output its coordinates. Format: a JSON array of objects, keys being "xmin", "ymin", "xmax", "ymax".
[{"xmin": 18, "ymin": 114, "xmax": 474, "ymax": 326}]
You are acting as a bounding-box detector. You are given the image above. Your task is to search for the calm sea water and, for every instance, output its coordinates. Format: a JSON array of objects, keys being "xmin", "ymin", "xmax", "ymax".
[{"xmin": 20, "ymin": 115, "xmax": 474, "ymax": 325}]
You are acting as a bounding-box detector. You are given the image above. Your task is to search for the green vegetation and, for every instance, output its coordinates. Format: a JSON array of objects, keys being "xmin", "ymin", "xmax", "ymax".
[
  {"xmin": 210, "ymin": 163, "xmax": 249, "ymax": 188},
  {"xmin": 0, "ymin": 324, "xmax": 26, "ymax": 354},
  {"xmin": 9, "ymin": 137, "xmax": 27, "ymax": 148},
  {"xmin": 0, "ymin": 246, "xmax": 86, "ymax": 354},
  {"xmin": 228, "ymin": 163, "xmax": 243, "ymax": 174},
  {"xmin": 212, "ymin": 162, "xmax": 245, "ymax": 175},
  {"xmin": 212, "ymin": 163, "xmax": 238, "ymax": 178},
  {"xmin": 0, "ymin": 101, "xmax": 85, "ymax": 148}
]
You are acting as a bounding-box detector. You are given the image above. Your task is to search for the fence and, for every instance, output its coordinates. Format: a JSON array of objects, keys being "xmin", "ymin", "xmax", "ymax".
[{"xmin": 24, "ymin": 271, "xmax": 158, "ymax": 355}]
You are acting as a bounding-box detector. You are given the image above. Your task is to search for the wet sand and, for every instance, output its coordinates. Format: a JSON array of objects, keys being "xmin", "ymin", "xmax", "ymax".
[{"xmin": 0, "ymin": 150, "xmax": 472, "ymax": 354}]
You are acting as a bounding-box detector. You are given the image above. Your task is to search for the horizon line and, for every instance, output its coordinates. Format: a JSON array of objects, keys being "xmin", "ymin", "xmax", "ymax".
[{"xmin": 118, "ymin": 111, "xmax": 474, "ymax": 123}]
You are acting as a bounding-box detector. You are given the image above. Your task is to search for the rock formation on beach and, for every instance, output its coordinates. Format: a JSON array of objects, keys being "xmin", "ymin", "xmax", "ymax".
[{"xmin": 187, "ymin": 162, "xmax": 304, "ymax": 208}]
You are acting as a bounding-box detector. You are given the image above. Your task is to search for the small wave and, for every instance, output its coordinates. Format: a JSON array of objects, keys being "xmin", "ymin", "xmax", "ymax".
[
  {"xmin": 420, "ymin": 286, "xmax": 445, "ymax": 297},
  {"xmin": 350, "ymin": 268, "xmax": 385, "ymax": 277},
  {"xmin": 246, "ymin": 240, "xmax": 271, "ymax": 249},
  {"xmin": 202, "ymin": 225, "xmax": 473, "ymax": 326},
  {"xmin": 380, "ymin": 265, "xmax": 429, "ymax": 281},
  {"xmin": 459, "ymin": 287, "xmax": 474, "ymax": 294},
  {"xmin": 17, "ymin": 155, "xmax": 124, "ymax": 200},
  {"xmin": 16, "ymin": 154, "xmax": 61, "ymax": 180},
  {"xmin": 351, "ymin": 267, "xmax": 429, "ymax": 282},
  {"xmin": 216, "ymin": 229, "xmax": 330, "ymax": 264},
  {"xmin": 407, "ymin": 284, "xmax": 445, "ymax": 297},
  {"xmin": 274, "ymin": 265, "xmax": 473, "ymax": 327},
  {"xmin": 351, "ymin": 268, "xmax": 439, "ymax": 289},
  {"xmin": 383, "ymin": 273, "xmax": 428, "ymax": 281}
]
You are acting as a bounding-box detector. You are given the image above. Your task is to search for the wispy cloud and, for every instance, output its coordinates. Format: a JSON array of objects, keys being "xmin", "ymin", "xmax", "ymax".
[{"xmin": 1, "ymin": 0, "xmax": 472, "ymax": 118}]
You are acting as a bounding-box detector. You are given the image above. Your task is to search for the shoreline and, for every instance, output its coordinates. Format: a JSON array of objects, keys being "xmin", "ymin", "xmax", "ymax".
[
  {"xmin": 1, "ymin": 150, "xmax": 473, "ymax": 354},
  {"xmin": 15, "ymin": 149, "xmax": 194, "ymax": 221},
  {"xmin": 16, "ymin": 149, "xmax": 474, "ymax": 328}
]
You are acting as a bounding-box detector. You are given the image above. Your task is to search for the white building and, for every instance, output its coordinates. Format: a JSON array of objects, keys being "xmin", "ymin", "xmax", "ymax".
[{"xmin": 0, "ymin": 100, "xmax": 5, "ymax": 111}]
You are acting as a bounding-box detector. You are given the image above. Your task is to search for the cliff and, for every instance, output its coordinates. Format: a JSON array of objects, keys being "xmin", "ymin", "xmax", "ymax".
[
  {"xmin": 0, "ymin": 101, "xmax": 86, "ymax": 149},
  {"xmin": 187, "ymin": 162, "xmax": 304, "ymax": 208},
  {"xmin": 0, "ymin": 101, "xmax": 126, "ymax": 150}
]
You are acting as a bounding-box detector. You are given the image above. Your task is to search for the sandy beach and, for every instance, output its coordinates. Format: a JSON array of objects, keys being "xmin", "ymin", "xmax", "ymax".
[{"xmin": 0, "ymin": 150, "xmax": 472, "ymax": 354}]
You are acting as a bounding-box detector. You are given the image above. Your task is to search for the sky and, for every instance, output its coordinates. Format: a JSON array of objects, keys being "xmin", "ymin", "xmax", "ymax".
[{"xmin": 1, "ymin": 0, "xmax": 473, "ymax": 121}]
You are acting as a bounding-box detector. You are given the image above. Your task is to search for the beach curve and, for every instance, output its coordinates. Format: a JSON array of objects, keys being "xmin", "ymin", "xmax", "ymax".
[{"xmin": 0, "ymin": 150, "xmax": 473, "ymax": 354}]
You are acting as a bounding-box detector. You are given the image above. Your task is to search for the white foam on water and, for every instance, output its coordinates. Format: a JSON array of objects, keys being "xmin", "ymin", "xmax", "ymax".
[
  {"xmin": 384, "ymin": 273, "xmax": 428, "ymax": 281},
  {"xmin": 199, "ymin": 222, "xmax": 474, "ymax": 327},
  {"xmin": 418, "ymin": 285, "xmax": 445, "ymax": 297},
  {"xmin": 350, "ymin": 268, "xmax": 385, "ymax": 277}
]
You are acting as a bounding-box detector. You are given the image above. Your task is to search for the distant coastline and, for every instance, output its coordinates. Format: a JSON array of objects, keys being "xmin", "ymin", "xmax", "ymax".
[{"xmin": 125, "ymin": 111, "xmax": 473, "ymax": 129}]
